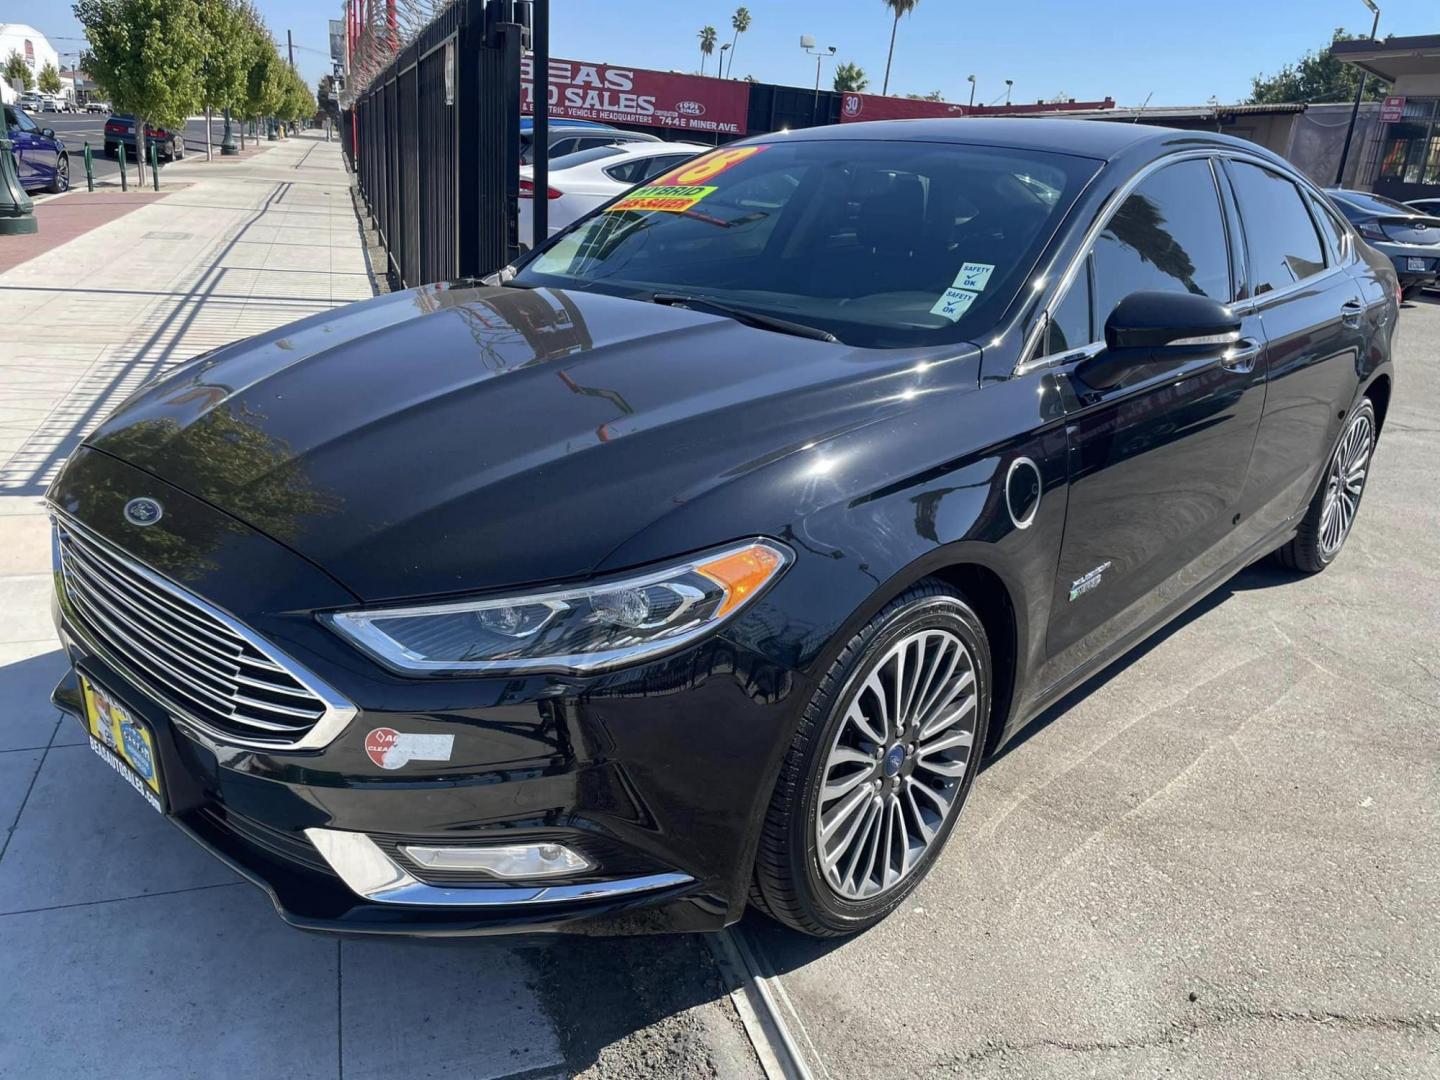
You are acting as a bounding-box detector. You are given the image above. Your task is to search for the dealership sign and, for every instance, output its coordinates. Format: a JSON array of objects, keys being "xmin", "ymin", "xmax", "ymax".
[
  {"xmin": 1380, "ymin": 95, "xmax": 1406, "ymax": 123},
  {"xmin": 521, "ymin": 57, "xmax": 751, "ymax": 134},
  {"xmin": 840, "ymin": 92, "xmax": 1117, "ymax": 123}
]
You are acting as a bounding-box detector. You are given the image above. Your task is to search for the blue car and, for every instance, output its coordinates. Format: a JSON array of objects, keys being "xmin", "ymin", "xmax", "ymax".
[{"xmin": 3, "ymin": 104, "xmax": 70, "ymax": 194}]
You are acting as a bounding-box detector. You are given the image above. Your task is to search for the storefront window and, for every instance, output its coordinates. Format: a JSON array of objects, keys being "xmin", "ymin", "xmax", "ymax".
[{"xmin": 1378, "ymin": 100, "xmax": 1439, "ymax": 185}]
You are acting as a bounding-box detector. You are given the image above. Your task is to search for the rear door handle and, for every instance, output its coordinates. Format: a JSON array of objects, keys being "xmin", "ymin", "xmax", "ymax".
[
  {"xmin": 1219, "ymin": 337, "xmax": 1262, "ymax": 374},
  {"xmin": 1341, "ymin": 298, "xmax": 1364, "ymax": 327}
]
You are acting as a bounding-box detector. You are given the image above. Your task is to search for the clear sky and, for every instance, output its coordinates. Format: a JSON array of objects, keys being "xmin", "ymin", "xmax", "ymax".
[{"xmin": 12, "ymin": 0, "xmax": 1438, "ymax": 106}]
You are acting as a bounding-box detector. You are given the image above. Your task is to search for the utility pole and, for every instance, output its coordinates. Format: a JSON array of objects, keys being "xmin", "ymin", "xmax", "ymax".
[
  {"xmin": 288, "ymin": 29, "xmax": 296, "ymax": 69},
  {"xmin": 1335, "ymin": 0, "xmax": 1380, "ymax": 187}
]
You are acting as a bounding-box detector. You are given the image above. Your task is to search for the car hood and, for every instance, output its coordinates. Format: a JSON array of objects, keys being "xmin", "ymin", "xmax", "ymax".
[{"xmin": 84, "ymin": 283, "xmax": 978, "ymax": 602}]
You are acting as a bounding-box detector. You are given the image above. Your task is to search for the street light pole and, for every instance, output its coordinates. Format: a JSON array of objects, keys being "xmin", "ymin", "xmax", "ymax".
[
  {"xmin": 967, "ymin": 74, "xmax": 976, "ymax": 108},
  {"xmin": 1335, "ymin": 0, "xmax": 1381, "ymax": 187}
]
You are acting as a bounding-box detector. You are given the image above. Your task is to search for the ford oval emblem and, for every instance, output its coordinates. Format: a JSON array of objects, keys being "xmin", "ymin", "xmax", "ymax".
[{"xmin": 123, "ymin": 497, "xmax": 164, "ymax": 527}]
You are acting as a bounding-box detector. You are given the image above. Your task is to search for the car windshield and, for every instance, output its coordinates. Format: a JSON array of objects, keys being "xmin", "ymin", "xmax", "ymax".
[
  {"xmin": 1335, "ymin": 190, "xmax": 1421, "ymax": 217},
  {"xmin": 512, "ymin": 139, "xmax": 1100, "ymax": 348}
]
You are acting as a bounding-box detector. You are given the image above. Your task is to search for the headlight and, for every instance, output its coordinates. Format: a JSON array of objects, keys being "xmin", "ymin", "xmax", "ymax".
[{"xmin": 324, "ymin": 539, "xmax": 791, "ymax": 675}]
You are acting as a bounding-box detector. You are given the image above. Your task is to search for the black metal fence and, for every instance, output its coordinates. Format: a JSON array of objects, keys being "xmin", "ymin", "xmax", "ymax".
[{"xmin": 347, "ymin": 0, "xmax": 522, "ymax": 288}]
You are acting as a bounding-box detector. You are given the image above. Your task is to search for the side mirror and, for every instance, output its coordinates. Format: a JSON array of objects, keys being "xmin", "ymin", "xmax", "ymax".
[
  {"xmin": 41, "ymin": 127, "xmax": 56, "ymax": 138},
  {"xmin": 1103, "ymin": 291, "xmax": 1240, "ymax": 352}
]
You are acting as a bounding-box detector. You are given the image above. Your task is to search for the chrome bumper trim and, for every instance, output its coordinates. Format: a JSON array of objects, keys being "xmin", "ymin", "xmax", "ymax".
[{"xmin": 304, "ymin": 828, "xmax": 692, "ymax": 907}]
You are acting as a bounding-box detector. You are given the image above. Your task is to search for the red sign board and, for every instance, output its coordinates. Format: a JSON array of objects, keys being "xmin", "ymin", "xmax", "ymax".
[
  {"xmin": 522, "ymin": 57, "xmax": 751, "ymax": 136},
  {"xmin": 840, "ymin": 92, "xmax": 1117, "ymax": 123},
  {"xmin": 1380, "ymin": 95, "xmax": 1406, "ymax": 123}
]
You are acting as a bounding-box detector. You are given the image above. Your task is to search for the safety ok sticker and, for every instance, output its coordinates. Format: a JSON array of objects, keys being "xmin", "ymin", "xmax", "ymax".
[
  {"xmin": 606, "ymin": 184, "xmax": 718, "ymax": 214},
  {"xmin": 930, "ymin": 287, "xmax": 980, "ymax": 322}
]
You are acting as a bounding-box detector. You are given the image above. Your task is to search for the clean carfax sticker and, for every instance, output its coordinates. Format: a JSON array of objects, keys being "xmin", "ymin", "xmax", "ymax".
[
  {"xmin": 365, "ymin": 727, "xmax": 455, "ymax": 770},
  {"xmin": 952, "ymin": 262, "xmax": 995, "ymax": 292},
  {"xmin": 606, "ymin": 184, "xmax": 718, "ymax": 214},
  {"xmin": 931, "ymin": 287, "xmax": 980, "ymax": 322}
]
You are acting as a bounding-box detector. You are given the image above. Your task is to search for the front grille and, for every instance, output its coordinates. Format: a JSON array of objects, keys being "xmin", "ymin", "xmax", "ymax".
[{"xmin": 54, "ymin": 511, "xmax": 349, "ymax": 749}]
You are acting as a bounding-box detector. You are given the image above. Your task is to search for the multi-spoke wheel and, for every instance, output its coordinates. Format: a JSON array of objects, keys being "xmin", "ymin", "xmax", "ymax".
[
  {"xmin": 816, "ymin": 628, "xmax": 978, "ymax": 900},
  {"xmin": 47, "ymin": 153, "xmax": 69, "ymax": 194},
  {"xmin": 752, "ymin": 583, "xmax": 991, "ymax": 937},
  {"xmin": 1276, "ymin": 398, "xmax": 1377, "ymax": 573}
]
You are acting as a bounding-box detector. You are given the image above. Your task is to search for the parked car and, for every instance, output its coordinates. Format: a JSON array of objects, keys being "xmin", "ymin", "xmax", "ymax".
[
  {"xmin": 103, "ymin": 114, "xmax": 187, "ymax": 162},
  {"xmin": 45, "ymin": 119, "xmax": 1395, "ymax": 940},
  {"xmin": 518, "ymin": 140, "xmax": 709, "ymax": 248},
  {"xmin": 2, "ymin": 104, "xmax": 70, "ymax": 193},
  {"xmin": 1325, "ymin": 188, "xmax": 1438, "ymax": 298},
  {"xmin": 519, "ymin": 116, "xmax": 615, "ymax": 133},
  {"xmin": 1406, "ymin": 196, "xmax": 1440, "ymax": 217},
  {"xmin": 86, "ymin": 100, "xmax": 110, "ymax": 114},
  {"xmin": 40, "ymin": 96, "xmax": 61, "ymax": 113},
  {"xmin": 518, "ymin": 123, "xmax": 658, "ymax": 165}
]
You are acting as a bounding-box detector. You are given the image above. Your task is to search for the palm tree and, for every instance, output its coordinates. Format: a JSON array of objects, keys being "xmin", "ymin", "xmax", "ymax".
[
  {"xmin": 698, "ymin": 26, "xmax": 718, "ymax": 76},
  {"xmin": 726, "ymin": 7, "xmax": 751, "ymax": 79},
  {"xmin": 833, "ymin": 62, "xmax": 869, "ymax": 93},
  {"xmin": 881, "ymin": 0, "xmax": 919, "ymax": 96}
]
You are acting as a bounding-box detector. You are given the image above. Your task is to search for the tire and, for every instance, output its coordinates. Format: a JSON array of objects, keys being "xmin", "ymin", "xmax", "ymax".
[
  {"xmin": 1401, "ymin": 285, "xmax": 1421, "ymax": 302},
  {"xmin": 46, "ymin": 153, "xmax": 69, "ymax": 194},
  {"xmin": 104, "ymin": 142, "xmax": 117, "ymax": 158},
  {"xmin": 752, "ymin": 582, "xmax": 992, "ymax": 937},
  {"xmin": 1273, "ymin": 398, "xmax": 1376, "ymax": 574},
  {"xmin": 172, "ymin": 137, "xmax": 184, "ymax": 160}
]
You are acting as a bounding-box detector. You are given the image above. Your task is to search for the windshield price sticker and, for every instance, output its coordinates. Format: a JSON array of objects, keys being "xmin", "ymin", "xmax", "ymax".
[
  {"xmin": 652, "ymin": 144, "xmax": 768, "ymax": 187},
  {"xmin": 607, "ymin": 184, "xmax": 718, "ymax": 213},
  {"xmin": 931, "ymin": 287, "xmax": 980, "ymax": 322},
  {"xmin": 952, "ymin": 262, "xmax": 995, "ymax": 292}
]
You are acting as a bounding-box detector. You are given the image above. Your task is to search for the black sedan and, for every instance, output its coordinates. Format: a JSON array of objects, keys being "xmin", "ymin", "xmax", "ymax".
[{"xmin": 44, "ymin": 119, "xmax": 1396, "ymax": 939}]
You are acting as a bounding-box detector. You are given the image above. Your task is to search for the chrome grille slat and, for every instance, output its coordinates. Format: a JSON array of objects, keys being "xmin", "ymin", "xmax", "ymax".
[
  {"xmin": 61, "ymin": 521, "xmax": 248, "ymax": 655},
  {"xmin": 52, "ymin": 510, "xmax": 351, "ymax": 748},
  {"xmin": 59, "ymin": 550, "xmax": 244, "ymax": 682}
]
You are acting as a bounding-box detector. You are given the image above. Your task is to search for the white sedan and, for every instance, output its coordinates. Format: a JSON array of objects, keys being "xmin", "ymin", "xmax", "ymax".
[{"xmin": 518, "ymin": 140, "xmax": 710, "ymax": 250}]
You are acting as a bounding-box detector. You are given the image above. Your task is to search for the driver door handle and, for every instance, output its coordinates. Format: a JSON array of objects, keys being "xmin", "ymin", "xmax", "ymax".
[
  {"xmin": 1341, "ymin": 298, "xmax": 1364, "ymax": 328},
  {"xmin": 1219, "ymin": 337, "xmax": 1262, "ymax": 374}
]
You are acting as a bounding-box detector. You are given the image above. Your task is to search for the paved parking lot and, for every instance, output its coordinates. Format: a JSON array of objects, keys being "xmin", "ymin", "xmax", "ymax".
[{"xmin": 1, "ymin": 140, "xmax": 1436, "ymax": 1077}]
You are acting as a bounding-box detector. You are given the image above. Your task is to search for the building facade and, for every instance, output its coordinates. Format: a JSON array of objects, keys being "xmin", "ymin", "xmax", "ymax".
[
  {"xmin": 0, "ymin": 24, "xmax": 61, "ymax": 105},
  {"xmin": 1333, "ymin": 33, "xmax": 1440, "ymax": 201}
]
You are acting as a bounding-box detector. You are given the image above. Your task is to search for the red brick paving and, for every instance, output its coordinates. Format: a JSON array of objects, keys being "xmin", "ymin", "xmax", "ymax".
[{"xmin": 0, "ymin": 189, "xmax": 176, "ymax": 275}]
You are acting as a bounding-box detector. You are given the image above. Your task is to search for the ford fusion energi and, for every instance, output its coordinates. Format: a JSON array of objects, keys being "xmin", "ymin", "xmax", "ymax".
[{"xmin": 45, "ymin": 119, "xmax": 1396, "ymax": 938}]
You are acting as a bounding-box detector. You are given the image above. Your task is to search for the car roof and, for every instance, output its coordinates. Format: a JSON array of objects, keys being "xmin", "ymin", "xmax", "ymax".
[
  {"xmin": 766, "ymin": 117, "xmax": 1253, "ymax": 161},
  {"xmin": 606, "ymin": 141, "xmax": 709, "ymax": 157}
]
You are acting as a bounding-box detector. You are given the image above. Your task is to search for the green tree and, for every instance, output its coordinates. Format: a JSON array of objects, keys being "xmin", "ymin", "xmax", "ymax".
[
  {"xmin": 906, "ymin": 89, "xmax": 943, "ymax": 101},
  {"xmin": 242, "ymin": 33, "xmax": 286, "ymax": 137},
  {"xmin": 3, "ymin": 51, "xmax": 33, "ymax": 92},
  {"xmin": 1248, "ymin": 27, "xmax": 1388, "ymax": 104},
  {"xmin": 75, "ymin": 0, "xmax": 204, "ymax": 183},
  {"xmin": 833, "ymin": 61, "xmax": 869, "ymax": 93},
  {"xmin": 698, "ymin": 25, "xmax": 717, "ymax": 76},
  {"xmin": 725, "ymin": 7, "xmax": 750, "ymax": 79},
  {"xmin": 197, "ymin": 0, "xmax": 255, "ymax": 159},
  {"xmin": 881, "ymin": 0, "xmax": 919, "ymax": 96},
  {"xmin": 38, "ymin": 61, "xmax": 64, "ymax": 95}
]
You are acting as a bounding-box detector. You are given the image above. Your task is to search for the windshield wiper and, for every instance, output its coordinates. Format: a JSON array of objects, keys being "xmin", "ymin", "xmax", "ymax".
[{"xmin": 649, "ymin": 293, "xmax": 839, "ymax": 343}]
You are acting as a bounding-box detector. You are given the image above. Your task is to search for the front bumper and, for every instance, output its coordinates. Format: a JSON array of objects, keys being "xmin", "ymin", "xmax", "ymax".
[{"xmin": 47, "ymin": 450, "xmax": 808, "ymax": 937}]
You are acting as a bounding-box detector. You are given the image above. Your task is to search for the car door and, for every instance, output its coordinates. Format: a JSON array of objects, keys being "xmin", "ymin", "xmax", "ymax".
[
  {"xmin": 1220, "ymin": 158, "xmax": 1369, "ymax": 540},
  {"xmin": 4, "ymin": 106, "xmax": 37, "ymax": 186},
  {"xmin": 1042, "ymin": 156, "xmax": 1268, "ymax": 670}
]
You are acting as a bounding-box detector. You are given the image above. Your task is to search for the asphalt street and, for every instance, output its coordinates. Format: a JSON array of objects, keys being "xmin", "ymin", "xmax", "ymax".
[
  {"xmin": 744, "ymin": 295, "xmax": 1440, "ymax": 1078},
  {"xmin": 37, "ymin": 114, "xmax": 269, "ymax": 189}
]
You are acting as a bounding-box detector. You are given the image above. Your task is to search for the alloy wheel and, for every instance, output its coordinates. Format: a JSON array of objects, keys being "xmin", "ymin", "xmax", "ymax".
[
  {"xmin": 814, "ymin": 628, "xmax": 978, "ymax": 901},
  {"xmin": 56, "ymin": 156, "xmax": 69, "ymax": 191},
  {"xmin": 1318, "ymin": 410, "xmax": 1373, "ymax": 559}
]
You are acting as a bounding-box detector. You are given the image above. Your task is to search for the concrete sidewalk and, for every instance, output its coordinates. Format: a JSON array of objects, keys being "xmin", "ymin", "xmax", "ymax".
[{"xmin": 0, "ymin": 134, "xmax": 573, "ymax": 1080}]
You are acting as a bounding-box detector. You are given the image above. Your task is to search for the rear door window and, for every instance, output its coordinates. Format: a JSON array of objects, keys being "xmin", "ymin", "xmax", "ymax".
[
  {"xmin": 1227, "ymin": 161, "xmax": 1326, "ymax": 294},
  {"xmin": 1090, "ymin": 159, "xmax": 1232, "ymax": 327}
]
